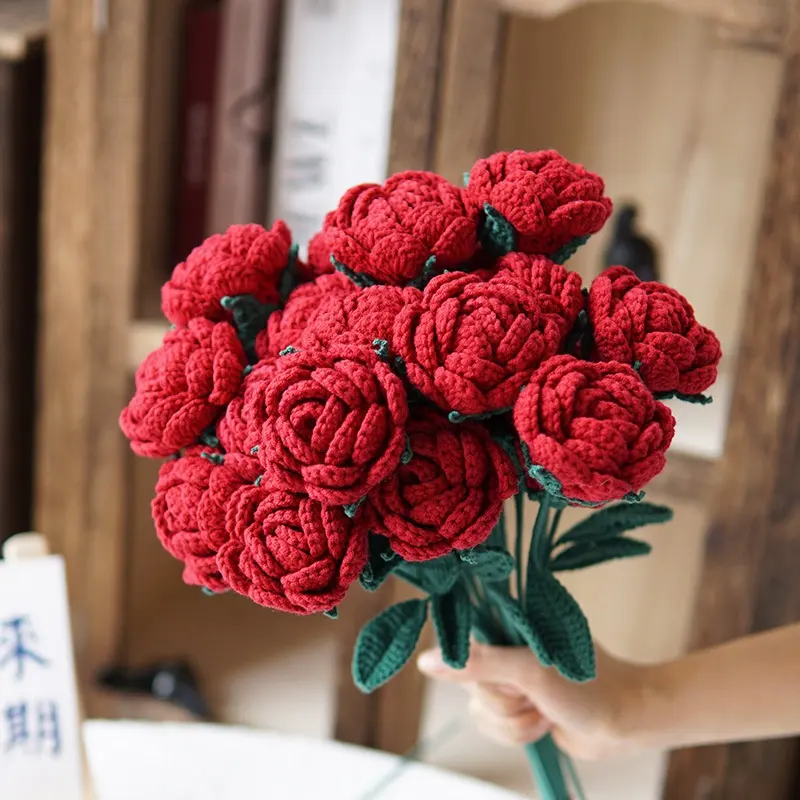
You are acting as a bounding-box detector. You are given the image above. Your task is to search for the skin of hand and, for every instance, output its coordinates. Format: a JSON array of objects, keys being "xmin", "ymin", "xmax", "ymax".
[
  {"xmin": 418, "ymin": 624, "xmax": 800, "ymax": 759},
  {"xmin": 418, "ymin": 642, "xmax": 646, "ymax": 760}
]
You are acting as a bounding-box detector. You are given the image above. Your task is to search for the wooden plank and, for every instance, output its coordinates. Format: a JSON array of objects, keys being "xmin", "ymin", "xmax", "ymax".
[
  {"xmin": 433, "ymin": 0, "xmax": 507, "ymax": 183},
  {"xmin": 495, "ymin": 0, "xmax": 788, "ymax": 48},
  {"xmin": 137, "ymin": 0, "xmax": 187, "ymax": 318},
  {"xmin": 35, "ymin": 0, "xmax": 150, "ymax": 709},
  {"xmin": 0, "ymin": 52, "xmax": 43, "ymax": 544},
  {"xmin": 385, "ymin": 0, "xmax": 448, "ymax": 173},
  {"xmin": 662, "ymin": 3, "xmax": 800, "ymax": 796},
  {"xmin": 648, "ymin": 453, "xmax": 718, "ymax": 506}
]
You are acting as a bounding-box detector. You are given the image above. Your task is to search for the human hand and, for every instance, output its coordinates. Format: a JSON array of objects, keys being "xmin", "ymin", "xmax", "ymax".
[{"xmin": 418, "ymin": 642, "xmax": 650, "ymax": 760}]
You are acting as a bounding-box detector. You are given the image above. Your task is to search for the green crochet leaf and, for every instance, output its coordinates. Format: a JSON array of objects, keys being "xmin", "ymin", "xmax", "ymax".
[
  {"xmin": 353, "ymin": 599, "xmax": 429, "ymax": 693},
  {"xmin": 431, "ymin": 584, "xmax": 472, "ymax": 669},
  {"xmin": 359, "ymin": 534, "xmax": 401, "ymax": 592},
  {"xmin": 396, "ymin": 553, "xmax": 460, "ymax": 596},
  {"xmin": 459, "ymin": 546, "xmax": 515, "ymax": 583},
  {"xmin": 557, "ymin": 502, "xmax": 673, "ymax": 545},
  {"xmin": 486, "ymin": 586, "xmax": 551, "ymax": 665},
  {"xmin": 551, "ymin": 537, "xmax": 652, "ymax": 571},
  {"xmin": 479, "ymin": 203, "xmax": 517, "ymax": 257},
  {"xmin": 526, "ymin": 571, "xmax": 596, "ymax": 683}
]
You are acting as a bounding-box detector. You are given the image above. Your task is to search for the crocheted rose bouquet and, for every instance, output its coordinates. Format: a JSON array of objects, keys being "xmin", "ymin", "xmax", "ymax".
[{"xmin": 121, "ymin": 150, "xmax": 721, "ymax": 798}]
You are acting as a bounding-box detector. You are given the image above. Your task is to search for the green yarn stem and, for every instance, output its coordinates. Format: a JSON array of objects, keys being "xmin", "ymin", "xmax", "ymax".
[
  {"xmin": 460, "ymin": 495, "xmax": 580, "ymax": 800},
  {"xmin": 514, "ymin": 491, "xmax": 524, "ymax": 603}
]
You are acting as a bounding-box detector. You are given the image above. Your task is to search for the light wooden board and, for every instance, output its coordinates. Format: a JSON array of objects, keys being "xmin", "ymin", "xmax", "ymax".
[{"xmin": 35, "ymin": 0, "xmax": 151, "ymax": 710}]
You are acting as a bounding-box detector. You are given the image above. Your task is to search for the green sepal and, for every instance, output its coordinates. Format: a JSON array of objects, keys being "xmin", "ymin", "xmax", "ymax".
[
  {"xmin": 352, "ymin": 598, "xmax": 429, "ymax": 692},
  {"xmin": 459, "ymin": 546, "xmax": 514, "ymax": 583},
  {"xmin": 557, "ymin": 501, "xmax": 672, "ymax": 545},
  {"xmin": 221, "ymin": 294, "xmax": 275, "ymax": 362},
  {"xmin": 359, "ymin": 534, "xmax": 401, "ymax": 592},
  {"xmin": 431, "ymin": 583, "xmax": 472, "ymax": 669},
  {"xmin": 551, "ymin": 537, "xmax": 651, "ymax": 571},
  {"xmin": 655, "ymin": 390, "xmax": 713, "ymax": 405},
  {"xmin": 396, "ymin": 553, "xmax": 460, "ymax": 596},
  {"xmin": 323, "ymin": 607, "xmax": 339, "ymax": 619},
  {"xmin": 331, "ymin": 256, "xmax": 378, "ymax": 288},
  {"xmin": 478, "ymin": 203, "xmax": 517, "ymax": 257},
  {"xmin": 550, "ymin": 235, "xmax": 590, "ymax": 265}
]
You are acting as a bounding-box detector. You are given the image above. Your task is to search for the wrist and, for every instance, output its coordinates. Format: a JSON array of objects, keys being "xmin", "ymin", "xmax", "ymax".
[{"xmin": 612, "ymin": 660, "xmax": 676, "ymax": 751}]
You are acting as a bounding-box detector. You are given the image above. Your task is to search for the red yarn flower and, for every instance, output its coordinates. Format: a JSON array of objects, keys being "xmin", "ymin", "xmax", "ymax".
[
  {"xmin": 216, "ymin": 358, "xmax": 279, "ymax": 455},
  {"xmin": 588, "ymin": 266, "xmax": 722, "ymax": 396},
  {"xmin": 301, "ymin": 283, "xmax": 422, "ymax": 350},
  {"xmin": 257, "ymin": 344, "xmax": 408, "ymax": 506},
  {"xmin": 464, "ymin": 150, "xmax": 612, "ymax": 257},
  {"xmin": 120, "ymin": 319, "xmax": 247, "ymax": 458},
  {"xmin": 303, "ymin": 228, "xmax": 336, "ymax": 279},
  {"xmin": 151, "ymin": 447, "xmax": 261, "ymax": 591},
  {"xmin": 255, "ymin": 272, "xmax": 356, "ymax": 359},
  {"xmin": 514, "ymin": 355, "xmax": 675, "ymax": 506},
  {"xmin": 393, "ymin": 270, "xmax": 578, "ymax": 417},
  {"xmin": 323, "ymin": 171, "xmax": 479, "ymax": 285},
  {"xmin": 217, "ymin": 488, "xmax": 368, "ymax": 614},
  {"xmin": 162, "ymin": 221, "xmax": 292, "ymax": 326},
  {"xmin": 367, "ymin": 410, "xmax": 517, "ymax": 561}
]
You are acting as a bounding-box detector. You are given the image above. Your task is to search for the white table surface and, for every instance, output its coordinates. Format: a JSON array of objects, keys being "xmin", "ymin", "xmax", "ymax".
[{"xmin": 83, "ymin": 720, "xmax": 528, "ymax": 800}]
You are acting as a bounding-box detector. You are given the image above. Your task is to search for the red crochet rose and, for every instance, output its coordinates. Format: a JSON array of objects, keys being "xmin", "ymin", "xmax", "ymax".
[
  {"xmin": 464, "ymin": 150, "xmax": 612, "ymax": 257},
  {"xmin": 151, "ymin": 447, "xmax": 261, "ymax": 591},
  {"xmin": 217, "ymin": 488, "xmax": 368, "ymax": 614},
  {"xmin": 216, "ymin": 358, "xmax": 279, "ymax": 455},
  {"xmin": 514, "ymin": 355, "xmax": 675, "ymax": 506},
  {"xmin": 301, "ymin": 283, "xmax": 422, "ymax": 350},
  {"xmin": 366, "ymin": 410, "xmax": 517, "ymax": 561},
  {"xmin": 257, "ymin": 344, "xmax": 408, "ymax": 505},
  {"xmin": 393, "ymin": 270, "xmax": 576, "ymax": 417},
  {"xmin": 588, "ymin": 266, "xmax": 722, "ymax": 396},
  {"xmin": 255, "ymin": 272, "xmax": 356, "ymax": 359},
  {"xmin": 162, "ymin": 221, "xmax": 292, "ymax": 326},
  {"xmin": 304, "ymin": 229, "xmax": 336, "ymax": 278},
  {"xmin": 120, "ymin": 319, "xmax": 247, "ymax": 458},
  {"xmin": 323, "ymin": 171, "xmax": 479, "ymax": 285},
  {"xmin": 491, "ymin": 252, "xmax": 585, "ymax": 328}
]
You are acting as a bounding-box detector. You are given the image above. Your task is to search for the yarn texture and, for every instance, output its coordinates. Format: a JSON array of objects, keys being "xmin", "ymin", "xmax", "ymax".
[
  {"xmin": 514, "ymin": 355, "xmax": 675, "ymax": 505},
  {"xmin": 322, "ymin": 171, "xmax": 479, "ymax": 285},
  {"xmin": 588, "ymin": 266, "xmax": 722, "ymax": 395},
  {"xmin": 257, "ymin": 344, "xmax": 409, "ymax": 505},
  {"xmin": 120, "ymin": 319, "xmax": 247, "ymax": 458},
  {"xmin": 162, "ymin": 221, "xmax": 291, "ymax": 326},
  {"xmin": 217, "ymin": 488, "xmax": 369, "ymax": 614},
  {"xmin": 367, "ymin": 410, "xmax": 517, "ymax": 561},
  {"xmin": 464, "ymin": 150, "xmax": 613, "ymax": 257}
]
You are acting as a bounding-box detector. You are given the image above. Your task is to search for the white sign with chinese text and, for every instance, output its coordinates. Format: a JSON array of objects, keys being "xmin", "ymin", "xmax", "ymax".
[{"xmin": 0, "ymin": 548, "xmax": 85, "ymax": 800}]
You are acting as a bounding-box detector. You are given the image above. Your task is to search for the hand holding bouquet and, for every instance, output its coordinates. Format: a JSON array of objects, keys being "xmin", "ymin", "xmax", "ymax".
[{"xmin": 121, "ymin": 150, "xmax": 721, "ymax": 798}]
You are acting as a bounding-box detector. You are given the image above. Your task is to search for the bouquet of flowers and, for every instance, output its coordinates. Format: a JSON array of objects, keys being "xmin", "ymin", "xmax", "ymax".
[{"xmin": 121, "ymin": 150, "xmax": 721, "ymax": 798}]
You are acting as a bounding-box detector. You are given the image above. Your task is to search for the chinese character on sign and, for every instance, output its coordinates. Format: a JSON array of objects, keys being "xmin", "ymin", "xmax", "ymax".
[
  {"xmin": 0, "ymin": 616, "xmax": 48, "ymax": 680},
  {"xmin": 3, "ymin": 701, "xmax": 61, "ymax": 756}
]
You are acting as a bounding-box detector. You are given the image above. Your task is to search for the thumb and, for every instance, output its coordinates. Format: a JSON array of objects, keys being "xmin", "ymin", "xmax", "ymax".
[{"xmin": 418, "ymin": 642, "xmax": 539, "ymax": 688}]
